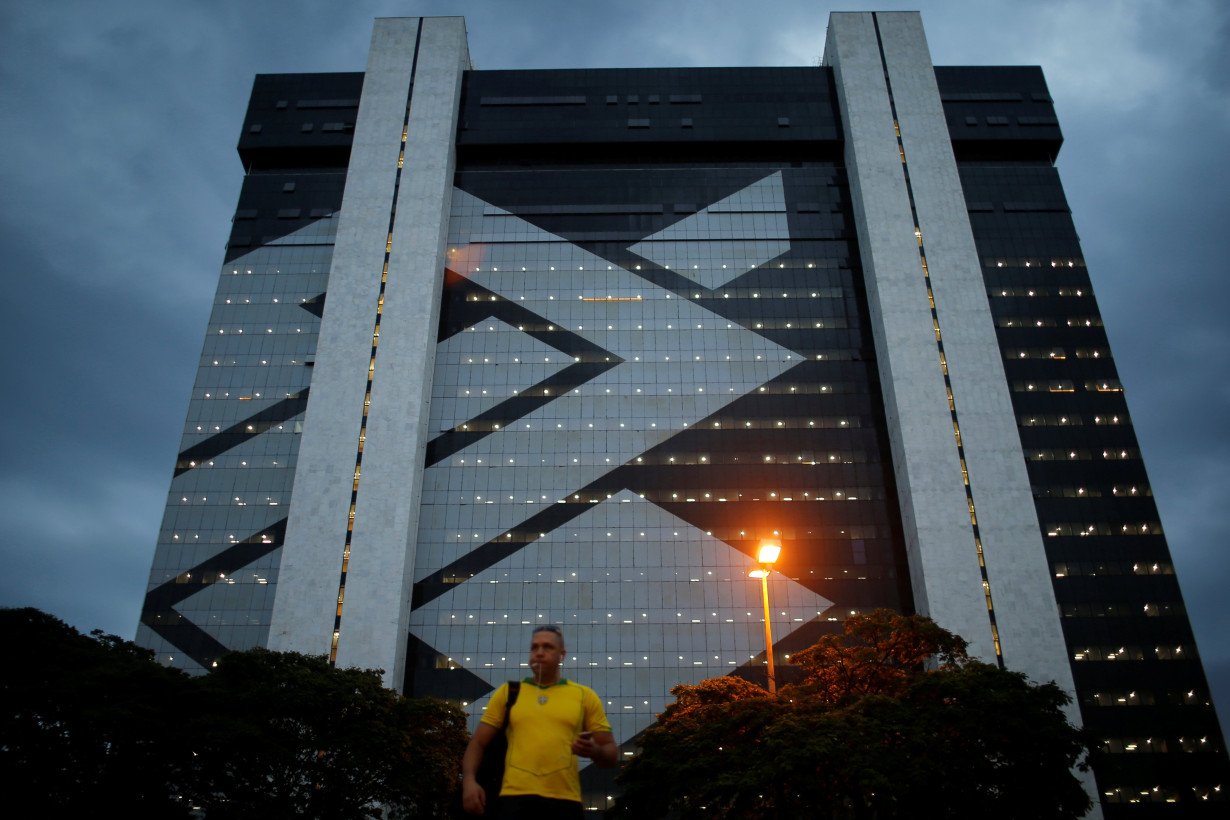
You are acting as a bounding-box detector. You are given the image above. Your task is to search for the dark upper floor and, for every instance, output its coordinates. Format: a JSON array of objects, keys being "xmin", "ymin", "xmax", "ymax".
[{"xmin": 235, "ymin": 65, "xmax": 1062, "ymax": 169}]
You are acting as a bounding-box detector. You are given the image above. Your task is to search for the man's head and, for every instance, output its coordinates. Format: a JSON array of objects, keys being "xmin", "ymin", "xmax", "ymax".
[
  {"xmin": 533, "ymin": 624, "xmax": 566, "ymax": 650},
  {"xmin": 530, "ymin": 625, "xmax": 566, "ymax": 678}
]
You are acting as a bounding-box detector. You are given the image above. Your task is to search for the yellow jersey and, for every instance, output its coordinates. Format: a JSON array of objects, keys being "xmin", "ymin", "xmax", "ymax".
[{"xmin": 480, "ymin": 678, "xmax": 612, "ymax": 803}]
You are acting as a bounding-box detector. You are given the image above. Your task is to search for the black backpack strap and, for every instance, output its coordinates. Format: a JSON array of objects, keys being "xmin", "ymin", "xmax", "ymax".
[
  {"xmin": 474, "ymin": 681, "xmax": 522, "ymax": 803},
  {"xmin": 504, "ymin": 680, "xmax": 521, "ymax": 725}
]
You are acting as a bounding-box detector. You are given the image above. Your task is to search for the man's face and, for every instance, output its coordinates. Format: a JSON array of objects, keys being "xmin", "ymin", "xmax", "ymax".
[{"xmin": 529, "ymin": 630, "xmax": 566, "ymax": 674}]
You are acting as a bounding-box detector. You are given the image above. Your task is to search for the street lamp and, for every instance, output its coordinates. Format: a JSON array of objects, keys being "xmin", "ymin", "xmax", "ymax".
[{"xmin": 748, "ymin": 541, "xmax": 781, "ymax": 693}]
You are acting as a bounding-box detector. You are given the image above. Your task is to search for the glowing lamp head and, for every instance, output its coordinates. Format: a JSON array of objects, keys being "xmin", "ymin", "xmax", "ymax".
[
  {"xmin": 748, "ymin": 568, "xmax": 769, "ymax": 579},
  {"xmin": 757, "ymin": 543, "xmax": 781, "ymax": 565}
]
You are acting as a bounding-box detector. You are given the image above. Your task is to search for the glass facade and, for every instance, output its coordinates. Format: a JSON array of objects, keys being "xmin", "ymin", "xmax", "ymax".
[
  {"xmin": 405, "ymin": 74, "xmax": 913, "ymax": 765},
  {"xmin": 940, "ymin": 66, "xmax": 1227, "ymax": 812}
]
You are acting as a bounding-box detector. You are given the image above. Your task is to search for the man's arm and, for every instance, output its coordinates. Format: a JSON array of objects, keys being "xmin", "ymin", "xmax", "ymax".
[
  {"xmin": 574, "ymin": 687, "xmax": 618, "ymax": 767},
  {"xmin": 461, "ymin": 723, "xmax": 499, "ymax": 815},
  {"xmin": 571, "ymin": 730, "xmax": 619, "ymax": 768}
]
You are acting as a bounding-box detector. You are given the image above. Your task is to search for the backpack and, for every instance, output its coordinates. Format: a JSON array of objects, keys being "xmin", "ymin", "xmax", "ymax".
[{"xmin": 476, "ymin": 681, "xmax": 521, "ymax": 802}]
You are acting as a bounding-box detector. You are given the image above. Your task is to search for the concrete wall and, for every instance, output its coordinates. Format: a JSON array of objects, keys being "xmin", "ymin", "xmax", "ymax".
[
  {"xmin": 824, "ymin": 12, "xmax": 994, "ymax": 659},
  {"xmin": 270, "ymin": 18, "xmax": 471, "ymax": 689},
  {"xmin": 825, "ymin": 11, "xmax": 1074, "ymax": 683},
  {"xmin": 336, "ymin": 17, "xmax": 470, "ymax": 685}
]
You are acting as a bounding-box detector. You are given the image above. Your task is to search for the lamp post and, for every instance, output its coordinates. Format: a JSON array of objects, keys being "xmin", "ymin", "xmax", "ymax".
[{"xmin": 748, "ymin": 542, "xmax": 781, "ymax": 693}]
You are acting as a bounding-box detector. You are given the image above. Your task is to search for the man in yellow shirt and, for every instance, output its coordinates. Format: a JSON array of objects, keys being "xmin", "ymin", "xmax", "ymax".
[{"xmin": 462, "ymin": 625, "xmax": 617, "ymax": 818}]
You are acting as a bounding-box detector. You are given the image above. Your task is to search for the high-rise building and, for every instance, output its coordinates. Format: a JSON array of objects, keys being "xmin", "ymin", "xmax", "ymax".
[{"xmin": 137, "ymin": 11, "xmax": 1226, "ymax": 815}]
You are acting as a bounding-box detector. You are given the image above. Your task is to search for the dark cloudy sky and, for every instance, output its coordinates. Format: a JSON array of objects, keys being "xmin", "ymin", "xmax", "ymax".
[{"xmin": 2, "ymin": 0, "xmax": 1227, "ymax": 734}]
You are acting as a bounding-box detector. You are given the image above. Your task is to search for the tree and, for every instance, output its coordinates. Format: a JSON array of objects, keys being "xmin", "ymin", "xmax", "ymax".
[
  {"xmin": 616, "ymin": 610, "xmax": 1090, "ymax": 819},
  {"xmin": 191, "ymin": 648, "xmax": 468, "ymax": 819},
  {"xmin": 789, "ymin": 608, "xmax": 969, "ymax": 702},
  {"xmin": 2, "ymin": 608, "xmax": 469, "ymax": 819},
  {"xmin": 615, "ymin": 676, "xmax": 776, "ymax": 817},
  {"xmin": 760, "ymin": 663, "xmax": 1091, "ymax": 818},
  {"xmin": 0, "ymin": 607, "xmax": 197, "ymax": 818}
]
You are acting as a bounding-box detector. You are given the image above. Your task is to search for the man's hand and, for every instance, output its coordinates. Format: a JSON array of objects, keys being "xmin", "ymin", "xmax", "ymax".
[
  {"xmin": 462, "ymin": 778, "xmax": 486, "ymax": 815},
  {"xmin": 461, "ymin": 722, "xmax": 499, "ymax": 815},
  {"xmin": 571, "ymin": 730, "xmax": 618, "ymax": 767}
]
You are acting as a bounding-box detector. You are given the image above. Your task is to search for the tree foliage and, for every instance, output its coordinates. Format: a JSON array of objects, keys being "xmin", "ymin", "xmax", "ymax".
[
  {"xmin": 0, "ymin": 608, "xmax": 467, "ymax": 819},
  {"xmin": 1, "ymin": 607, "xmax": 196, "ymax": 818},
  {"xmin": 617, "ymin": 610, "xmax": 1090, "ymax": 819},
  {"xmin": 192, "ymin": 648, "xmax": 467, "ymax": 819},
  {"xmin": 790, "ymin": 608, "xmax": 969, "ymax": 703}
]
